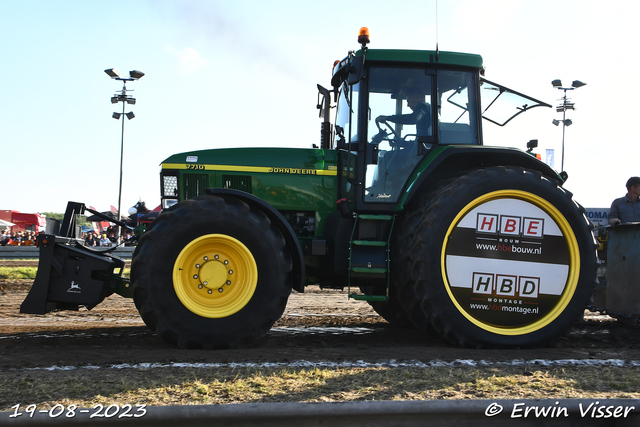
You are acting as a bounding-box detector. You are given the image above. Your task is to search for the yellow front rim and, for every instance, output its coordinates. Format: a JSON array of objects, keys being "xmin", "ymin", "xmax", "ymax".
[
  {"xmin": 173, "ymin": 234, "xmax": 258, "ymax": 318},
  {"xmin": 441, "ymin": 190, "xmax": 580, "ymax": 335}
]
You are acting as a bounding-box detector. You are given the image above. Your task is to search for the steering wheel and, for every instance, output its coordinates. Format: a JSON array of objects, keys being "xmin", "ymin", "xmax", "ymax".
[
  {"xmin": 377, "ymin": 119, "xmax": 400, "ymax": 139},
  {"xmin": 373, "ymin": 119, "xmax": 411, "ymax": 149}
]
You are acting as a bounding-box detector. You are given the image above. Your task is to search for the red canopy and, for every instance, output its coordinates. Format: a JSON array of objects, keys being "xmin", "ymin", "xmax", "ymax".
[{"xmin": 11, "ymin": 212, "xmax": 45, "ymax": 226}]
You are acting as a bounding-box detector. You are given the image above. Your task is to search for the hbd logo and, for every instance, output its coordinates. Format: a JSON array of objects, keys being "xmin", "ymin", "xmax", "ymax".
[
  {"xmin": 476, "ymin": 213, "xmax": 544, "ymax": 238},
  {"xmin": 472, "ymin": 273, "xmax": 540, "ymax": 298}
]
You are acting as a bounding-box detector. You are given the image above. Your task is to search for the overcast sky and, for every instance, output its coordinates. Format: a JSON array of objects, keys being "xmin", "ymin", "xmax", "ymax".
[{"xmin": 2, "ymin": 0, "xmax": 638, "ymax": 214}]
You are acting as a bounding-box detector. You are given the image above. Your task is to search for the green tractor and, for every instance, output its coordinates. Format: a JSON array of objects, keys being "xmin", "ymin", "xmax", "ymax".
[{"xmin": 22, "ymin": 28, "xmax": 597, "ymax": 349}]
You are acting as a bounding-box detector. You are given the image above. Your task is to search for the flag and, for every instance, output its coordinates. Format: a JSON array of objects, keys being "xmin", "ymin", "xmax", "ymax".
[{"xmin": 545, "ymin": 149, "xmax": 555, "ymax": 168}]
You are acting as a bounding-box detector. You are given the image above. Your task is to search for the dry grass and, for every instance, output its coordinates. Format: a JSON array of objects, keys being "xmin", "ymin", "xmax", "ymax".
[
  {"xmin": 1, "ymin": 267, "xmax": 637, "ymax": 410},
  {"xmin": 2, "ymin": 365, "xmax": 639, "ymax": 410}
]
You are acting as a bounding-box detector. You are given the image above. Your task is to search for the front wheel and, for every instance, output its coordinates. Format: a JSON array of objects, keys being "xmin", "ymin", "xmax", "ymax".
[
  {"xmin": 396, "ymin": 167, "xmax": 597, "ymax": 348},
  {"xmin": 131, "ymin": 196, "xmax": 292, "ymax": 349}
]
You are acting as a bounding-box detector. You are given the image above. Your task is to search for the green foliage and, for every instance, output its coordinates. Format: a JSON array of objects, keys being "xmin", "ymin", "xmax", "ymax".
[
  {"xmin": 40, "ymin": 212, "xmax": 64, "ymax": 221},
  {"xmin": 0, "ymin": 267, "xmax": 37, "ymax": 279},
  {"xmin": 40, "ymin": 212, "xmax": 90, "ymax": 226}
]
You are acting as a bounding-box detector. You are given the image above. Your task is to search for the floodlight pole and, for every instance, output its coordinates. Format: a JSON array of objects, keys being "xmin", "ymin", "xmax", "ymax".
[
  {"xmin": 117, "ymin": 81, "xmax": 127, "ymax": 242},
  {"xmin": 559, "ymin": 88, "xmax": 569, "ymax": 172},
  {"xmin": 105, "ymin": 69, "xmax": 144, "ymax": 243},
  {"xmin": 552, "ymin": 80, "xmax": 585, "ymax": 172}
]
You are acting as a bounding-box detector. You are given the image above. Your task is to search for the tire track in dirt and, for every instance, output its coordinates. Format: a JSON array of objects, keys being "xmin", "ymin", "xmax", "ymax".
[{"xmin": 1, "ymin": 280, "xmax": 640, "ymax": 373}]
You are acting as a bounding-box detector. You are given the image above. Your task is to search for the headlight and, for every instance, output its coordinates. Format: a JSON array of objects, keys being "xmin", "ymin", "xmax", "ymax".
[{"xmin": 162, "ymin": 199, "xmax": 178, "ymax": 210}]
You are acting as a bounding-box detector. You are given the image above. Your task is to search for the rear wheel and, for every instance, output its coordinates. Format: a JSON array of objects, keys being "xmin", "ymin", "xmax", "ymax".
[
  {"xmin": 396, "ymin": 167, "xmax": 597, "ymax": 348},
  {"xmin": 357, "ymin": 280, "xmax": 412, "ymax": 327},
  {"xmin": 131, "ymin": 196, "xmax": 292, "ymax": 349}
]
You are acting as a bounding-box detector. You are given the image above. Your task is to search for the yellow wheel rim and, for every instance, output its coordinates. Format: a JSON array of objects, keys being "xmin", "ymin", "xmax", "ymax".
[
  {"xmin": 441, "ymin": 190, "xmax": 580, "ymax": 335},
  {"xmin": 173, "ymin": 234, "xmax": 258, "ymax": 318}
]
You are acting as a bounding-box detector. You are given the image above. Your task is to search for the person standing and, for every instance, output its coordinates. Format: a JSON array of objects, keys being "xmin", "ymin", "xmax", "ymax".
[{"xmin": 608, "ymin": 176, "xmax": 640, "ymax": 225}]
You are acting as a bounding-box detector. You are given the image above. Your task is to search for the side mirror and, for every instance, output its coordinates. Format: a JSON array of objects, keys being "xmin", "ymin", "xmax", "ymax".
[
  {"xmin": 317, "ymin": 85, "xmax": 334, "ymax": 150},
  {"xmin": 347, "ymin": 55, "xmax": 364, "ymax": 85},
  {"xmin": 317, "ymin": 84, "xmax": 332, "ymax": 120},
  {"xmin": 526, "ymin": 139, "xmax": 538, "ymax": 152}
]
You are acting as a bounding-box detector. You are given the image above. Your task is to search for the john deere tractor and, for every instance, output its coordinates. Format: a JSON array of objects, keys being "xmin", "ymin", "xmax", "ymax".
[{"xmin": 22, "ymin": 28, "xmax": 597, "ymax": 349}]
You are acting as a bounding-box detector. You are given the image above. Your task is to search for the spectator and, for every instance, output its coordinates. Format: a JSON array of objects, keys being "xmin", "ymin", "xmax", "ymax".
[
  {"xmin": 0, "ymin": 230, "xmax": 10, "ymax": 246},
  {"xmin": 100, "ymin": 233, "xmax": 112, "ymax": 247},
  {"xmin": 11, "ymin": 232, "xmax": 22, "ymax": 246},
  {"xmin": 84, "ymin": 231, "xmax": 99, "ymax": 247},
  {"xmin": 123, "ymin": 229, "xmax": 135, "ymax": 246},
  {"xmin": 609, "ymin": 176, "xmax": 640, "ymax": 225},
  {"xmin": 107, "ymin": 228, "xmax": 117, "ymax": 244},
  {"xmin": 22, "ymin": 232, "xmax": 30, "ymax": 246}
]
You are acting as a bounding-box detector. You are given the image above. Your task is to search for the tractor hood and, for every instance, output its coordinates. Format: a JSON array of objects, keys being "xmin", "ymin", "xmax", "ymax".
[
  {"xmin": 160, "ymin": 147, "xmax": 341, "ymax": 212},
  {"xmin": 161, "ymin": 147, "xmax": 338, "ymax": 175}
]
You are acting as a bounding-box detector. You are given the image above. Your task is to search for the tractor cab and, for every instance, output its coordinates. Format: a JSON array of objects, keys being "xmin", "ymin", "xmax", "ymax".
[{"xmin": 322, "ymin": 28, "xmax": 551, "ymax": 209}]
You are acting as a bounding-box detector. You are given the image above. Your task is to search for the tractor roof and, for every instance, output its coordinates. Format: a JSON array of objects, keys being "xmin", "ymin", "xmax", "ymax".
[
  {"xmin": 332, "ymin": 49, "xmax": 483, "ymax": 86},
  {"xmin": 363, "ymin": 49, "xmax": 483, "ymax": 69}
]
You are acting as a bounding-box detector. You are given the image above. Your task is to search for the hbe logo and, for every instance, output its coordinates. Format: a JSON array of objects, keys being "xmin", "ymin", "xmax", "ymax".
[
  {"xmin": 476, "ymin": 213, "xmax": 544, "ymax": 238},
  {"xmin": 472, "ymin": 272, "xmax": 540, "ymax": 298}
]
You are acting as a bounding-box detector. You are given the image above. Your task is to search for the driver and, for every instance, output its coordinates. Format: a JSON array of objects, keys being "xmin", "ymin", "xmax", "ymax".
[{"xmin": 375, "ymin": 87, "xmax": 431, "ymax": 136}]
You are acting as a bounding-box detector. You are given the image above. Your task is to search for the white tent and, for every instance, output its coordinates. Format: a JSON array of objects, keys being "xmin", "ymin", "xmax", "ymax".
[{"xmin": 0, "ymin": 219, "xmax": 15, "ymax": 229}]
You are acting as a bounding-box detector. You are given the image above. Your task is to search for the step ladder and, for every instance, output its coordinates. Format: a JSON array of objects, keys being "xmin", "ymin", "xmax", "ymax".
[{"xmin": 348, "ymin": 214, "xmax": 395, "ymax": 301}]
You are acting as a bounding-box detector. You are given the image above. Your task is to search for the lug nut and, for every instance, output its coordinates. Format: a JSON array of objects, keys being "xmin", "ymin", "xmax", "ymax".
[
  {"xmin": 193, "ymin": 274, "xmax": 198, "ymax": 279},
  {"xmin": 218, "ymin": 288, "xmax": 224, "ymax": 293},
  {"xmin": 207, "ymin": 289, "xmax": 213, "ymax": 294}
]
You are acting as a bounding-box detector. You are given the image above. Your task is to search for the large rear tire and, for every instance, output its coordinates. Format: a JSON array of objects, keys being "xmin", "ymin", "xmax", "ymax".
[
  {"xmin": 357, "ymin": 280, "xmax": 413, "ymax": 327},
  {"xmin": 131, "ymin": 195, "xmax": 292, "ymax": 349},
  {"xmin": 395, "ymin": 167, "xmax": 597, "ymax": 348}
]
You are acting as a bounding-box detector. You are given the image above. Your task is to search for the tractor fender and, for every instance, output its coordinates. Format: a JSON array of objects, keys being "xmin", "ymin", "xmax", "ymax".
[
  {"xmin": 400, "ymin": 146, "xmax": 563, "ymax": 210},
  {"xmin": 204, "ymin": 187, "xmax": 305, "ymax": 293}
]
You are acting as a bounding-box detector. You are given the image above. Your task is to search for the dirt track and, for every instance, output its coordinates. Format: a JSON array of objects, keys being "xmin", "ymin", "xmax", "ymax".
[{"xmin": 2, "ymin": 278, "xmax": 640, "ymax": 374}]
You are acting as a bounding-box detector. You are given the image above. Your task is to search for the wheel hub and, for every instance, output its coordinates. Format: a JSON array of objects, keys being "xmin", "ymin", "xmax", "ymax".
[
  {"xmin": 173, "ymin": 234, "xmax": 257, "ymax": 318},
  {"xmin": 197, "ymin": 257, "xmax": 233, "ymax": 292}
]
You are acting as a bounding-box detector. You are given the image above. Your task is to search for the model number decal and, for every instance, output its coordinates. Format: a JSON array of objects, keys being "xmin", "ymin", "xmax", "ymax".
[
  {"xmin": 186, "ymin": 164, "xmax": 205, "ymax": 170},
  {"xmin": 162, "ymin": 163, "xmax": 338, "ymax": 176}
]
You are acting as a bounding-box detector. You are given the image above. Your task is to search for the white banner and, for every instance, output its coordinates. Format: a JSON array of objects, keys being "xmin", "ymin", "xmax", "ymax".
[{"xmin": 545, "ymin": 149, "xmax": 555, "ymax": 168}]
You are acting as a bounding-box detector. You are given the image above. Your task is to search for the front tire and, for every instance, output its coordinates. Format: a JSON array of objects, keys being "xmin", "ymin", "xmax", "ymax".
[
  {"xmin": 396, "ymin": 167, "xmax": 597, "ymax": 348},
  {"xmin": 131, "ymin": 196, "xmax": 292, "ymax": 349}
]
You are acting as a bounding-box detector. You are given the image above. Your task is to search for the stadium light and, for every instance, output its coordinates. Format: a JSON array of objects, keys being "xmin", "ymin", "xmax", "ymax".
[
  {"xmin": 106, "ymin": 67, "xmax": 144, "ymax": 243},
  {"xmin": 552, "ymin": 79, "xmax": 586, "ymax": 172}
]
